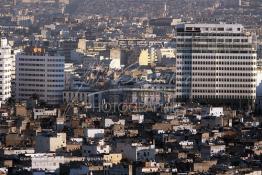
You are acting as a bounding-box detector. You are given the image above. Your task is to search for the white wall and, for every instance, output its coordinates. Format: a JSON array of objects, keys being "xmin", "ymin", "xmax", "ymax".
[
  {"xmin": 104, "ymin": 118, "xmax": 125, "ymax": 128},
  {"xmin": 131, "ymin": 114, "xmax": 144, "ymax": 123},
  {"xmin": 116, "ymin": 143, "xmax": 155, "ymax": 161},
  {"xmin": 83, "ymin": 129, "xmax": 104, "ymax": 139},
  {"xmin": 33, "ymin": 108, "xmax": 57, "ymax": 119}
]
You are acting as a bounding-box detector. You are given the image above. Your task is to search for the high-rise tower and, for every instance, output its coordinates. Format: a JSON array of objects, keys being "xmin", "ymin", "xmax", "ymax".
[
  {"xmin": 16, "ymin": 47, "xmax": 65, "ymax": 105},
  {"xmin": 0, "ymin": 38, "xmax": 13, "ymax": 104},
  {"xmin": 175, "ymin": 23, "xmax": 257, "ymax": 106}
]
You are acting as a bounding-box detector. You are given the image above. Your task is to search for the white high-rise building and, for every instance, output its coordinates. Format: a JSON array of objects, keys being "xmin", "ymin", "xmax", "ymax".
[
  {"xmin": 0, "ymin": 37, "xmax": 13, "ymax": 104},
  {"xmin": 175, "ymin": 23, "xmax": 257, "ymax": 105},
  {"xmin": 16, "ymin": 47, "xmax": 65, "ymax": 105}
]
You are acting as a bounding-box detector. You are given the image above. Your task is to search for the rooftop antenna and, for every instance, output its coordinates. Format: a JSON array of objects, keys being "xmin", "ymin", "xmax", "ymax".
[{"xmin": 163, "ymin": 1, "xmax": 168, "ymax": 18}]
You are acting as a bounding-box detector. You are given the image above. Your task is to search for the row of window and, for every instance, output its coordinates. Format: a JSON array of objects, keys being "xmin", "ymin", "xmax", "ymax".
[
  {"xmin": 177, "ymin": 38, "xmax": 249, "ymax": 43},
  {"xmin": 194, "ymin": 84, "xmax": 255, "ymax": 88},
  {"xmin": 18, "ymin": 83, "xmax": 45, "ymax": 87},
  {"xmin": 177, "ymin": 84, "xmax": 256, "ymax": 88},
  {"xmin": 18, "ymin": 58, "xmax": 64, "ymax": 62},
  {"xmin": 19, "ymin": 63, "xmax": 45, "ymax": 66},
  {"xmin": 47, "ymin": 74, "xmax": 64, "ymax": 77},
  {"xmin": 0, "ymin": 81, "xmax": 11, "ymax": 84},
  {"xmin": 0, "ymin": 86, "xmax": 10, "ymax": 90},
  {"xmin": 47, "ymin": 64, "xmax": 64, "ymax": 67},
  {"xmin": 47, "ymin": 69, "xmax": 64, "ymax": 72},
  {"xmin": 18, "ymin": 73, "xmax": 64, "ymax": 77},
  {"xmin": 19, "ymin": 73, "xmax": 45, "ymax": 77},
  {"xmin": 47, "ymin": 59, "xmax": 64, "ymax": 62},
  {"xmin": 177, "ymin": 95, "xmax": 254, "ymax": 99},
  {"xmin": 47, "ymin": 90, "xmax": 63, "ymax": 92},
  {"xmin": 18, "ymin": 58, "xmax": 45, "ymax": 61},
  {"xmin": 0, "ymin": 75, "xmax": 11, "ymax": 78},
  {"xmin": 47, "ymin": 80, "xmax": 64, "ymax": 82},
  {"xmin": 178, "ymin": 61, "xmax": 256, "ymax": 65},
  {"xmin": 0, "ymin": 92, "xmax": 10, "ymax": 95},
  {"xmin": 177, "ymin": 72, "xmax": 256, "ymax": 76},
  {"xmin": 176, "ymin": 44, "xmax": 252, "ymax": 48},
  {"xmin": 19, "ymin": 94, "xmax": 45, "ymax": 97},
  {"xmin": 176, "ymin": 32, "xmax": 245, "ymax": 37},
  {"xmin": 177, "ymin": 67, "xmax": 256, "ymax": 71},
  {"xmin": 191, "ymin": 90, "xmax": 255, "ymax": 93},
  {"xmin": 184, "ymin": 27, "xmax": 235, "ymax": 32},
  {"xmin": 177, "ymin": 49, "xmax": 256, "ymax": 54},
  {"xmin": 47, "ymin": 85, "xmax": 63, "ymax": 87},
  {"xmin": 177, "ymin": 55, "xmax": 256, "ymax": 60},
  {"xmin": 18, "ymin": 79, "xmax": 45, "ymax": 82},
  {"xmin": 177, "ymin": 89, "xmax": 255, "ymax": 93},
  {"xmin": 0, "ymin": 70, "xmax": 10, "ymax": 72},
  {"xmin": 177, "ymin": 78, "xmax": 256, "ymax": 82},
  {"xmin": 19, "ymin": 68, "xmax": 45, "ymax": 71},
  {"xmin": 19, "ymin": 89, "xmax": 45, "ymax": 92},
  {"xmin": 65, "ymin": 92, "xmax": 87, "ymax": 98},
  {"xmin": 0, "ymin": 64, "xmax": 11, "ymax": 67}
]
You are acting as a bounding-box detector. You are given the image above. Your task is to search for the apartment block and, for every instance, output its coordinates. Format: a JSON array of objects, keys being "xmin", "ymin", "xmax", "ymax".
[
  {"xmin": 16, "ymin": 47, "xmax": 65, "ymax": 105},
  {"xmin": 176, "ymin": 23, "xmax": 257, "ymax": 105}
]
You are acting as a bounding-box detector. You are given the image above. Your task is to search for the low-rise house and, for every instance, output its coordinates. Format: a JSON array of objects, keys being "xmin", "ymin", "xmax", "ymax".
[
  {"xmin": 5, "ymin": 133, "xmax": 23, "ymax": 147},
  {"xmin": 33, "ymin": 108, "xmax": 58, "ymax": 120},
  {"xmin": 83, "ymin": 128, "xmax": 104, "ymax": 140},
  {"xmin": 1, "ymin": 148, "xmax": 35, "ymax": 156},
  {"xmin": 66, "ymin": 143, "xmax": 81, "ymax": 153},
  {"xmin": 201, "ymin": 144, "xmax": 226, "ymax": 159},
  {"xmin": 82, "ymin": 139, "xmax": 110, "ymax": 156},
  {"xmin": 103, "ymin": 153, "xmax": 122, "ymax": 165},
  {"xmin": 104, "ymin": 118, "xmax": 125, "ymax": 128},
  {"xmin": 140, "ymin": 162, "xmax": 171, "ymax": 174},
  {"xmin": 15, "ymin": 103, "xmax": 30, "ymax": 118},
  {"xmin": 193, "ymin": 160, "xmax": 217, "ymax": 173},
  {"xmin": 131, "ymin": 114, "xmax": 144, "ymax": 123},
  {"xmin": 112, "ymin": 124, "xmax": 125, "ymax": 137},
  {"xmin": 127, "ymin": 129, "xmax": 139, "ymax": 137},
  {"xmin": 152, "ymin": 123, "xmax": 172, "ymax": 132},
  {"xmin": 116, "ymin": 143, "xmax": 156, "ymax": 161},
  {"xmin": 35, "ymin": 132, "xmax": 66, "ymax": 153},
  {"xmin": 26, "ymin": 153, "xmax": 85, "ymax": 173},
  {"xmin": 179, "ymin": 140, "xmax": 194, "ymax": 149}
]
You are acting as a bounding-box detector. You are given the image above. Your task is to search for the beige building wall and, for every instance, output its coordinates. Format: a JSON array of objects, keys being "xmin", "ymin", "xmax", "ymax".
[
  {"xmin": 139, "ymin": 49, "xmax": 150, "ymax": 66},
  {"xmin": 77, "ymin": 39, "xmax": 87, "ymax": 52},
  {"xmin": 104, "ymin": 154, "xmax": 122, "ymax": 164},
  {"xmin": 49, "ymin": 133, "xmax": 66, "ymax": 152}
]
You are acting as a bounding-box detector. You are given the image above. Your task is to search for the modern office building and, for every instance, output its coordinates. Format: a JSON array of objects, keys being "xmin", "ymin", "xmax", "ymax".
[
  {"xmin": 0, "ymin": 37, "xmax": 13, "ymax": 104},
  {"xmin": 175, "ymin": 23, "xmax": 257, "ymax": 106},
  {"xmin": 16, "ymin": 47, "xmax": 65, "ymax": 105}
]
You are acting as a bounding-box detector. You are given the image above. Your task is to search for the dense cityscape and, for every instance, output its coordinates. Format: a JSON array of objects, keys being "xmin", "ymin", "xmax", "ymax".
[{"xmin": 0, "ymin": 0, "xmax": 261, "ymax": 174}]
